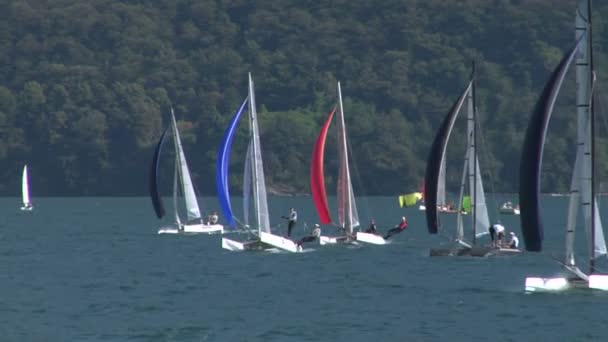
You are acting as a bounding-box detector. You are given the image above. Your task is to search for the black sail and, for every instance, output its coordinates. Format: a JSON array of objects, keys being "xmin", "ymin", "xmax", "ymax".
[
  {"xmin": 425, "ymin": 79, "xmax": 473, "ymax": 234},
  {"xmin": 519, "ymin": 36, "xmax": 585, "ymax": 252},
  {"xmin": 149, "ymin": 127, "xmax": 169, "ymax": 219}
]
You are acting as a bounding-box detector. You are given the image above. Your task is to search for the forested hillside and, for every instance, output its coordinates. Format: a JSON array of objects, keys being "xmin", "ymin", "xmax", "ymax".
[{"xmin": 1, "ymin": 0, "xmax": 608, "ymax": 196}]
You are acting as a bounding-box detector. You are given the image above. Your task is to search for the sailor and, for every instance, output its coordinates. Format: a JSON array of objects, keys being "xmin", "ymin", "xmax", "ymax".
[
  {"xmin": 489, "ymin": 221, "xmax": 506, "ymax": 247},
  {"xmin": 384, "ymin": 216, "xmax": 407, "ymax": 239},
  {"xmin": 297, "ymin": 224, "xmax": 321, "ymax": 247},
  {"xmin": 208, "ymin": 211, "xmax": 219, "ymax": 225},
  {"xmin": 365, "ymin": 219, "xmax": 378, "ymax": 234},
  {"xmin": 282, "ymin": 208, "xmax": 298, "ymax": 237},
  {"xmin": 508, "ymin": 232, "xmax": 519, "ymax": 249}
]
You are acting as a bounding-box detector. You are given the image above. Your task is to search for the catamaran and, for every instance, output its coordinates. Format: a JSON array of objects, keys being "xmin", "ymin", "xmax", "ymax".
[
  {"xmin": 219, "ymin": 73, "xmax": 300, "ymax": 253},
  {"xmin": 149, "ymin": 108, "xmax": 223, "ymax": 235},
  {"xmin": 425, "ymin": 65, "xmax": 519, "ymax": 257},
  {"xmin": 20, "ymin": 164, "xmax": 33, "ymax": 211},
  {"xmin": 310, "ymin": 82, "xmax": 383, "ymax": 245},
  {"xmin": 520, "ymin": 0, "xmax": 608, "ymax": 292}
]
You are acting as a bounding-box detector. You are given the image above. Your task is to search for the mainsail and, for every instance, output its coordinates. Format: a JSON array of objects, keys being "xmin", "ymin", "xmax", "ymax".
[
  {"xmin": 170, "ymin": 108, "xmax": 201, "ymax": 222},
  {"xmin": 336, "ymin": 82, "xmax": 359, "ymax": 233},
  {"xmin": 425, "ymin": 80, "xmax": 473, "ymax": 234},
  {"xmin": 248, "ymin": 73, "xmax": 271, "ymax": 234}
]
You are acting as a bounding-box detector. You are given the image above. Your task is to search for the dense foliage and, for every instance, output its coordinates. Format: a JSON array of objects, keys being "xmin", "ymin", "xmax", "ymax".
[{"xmin": 1, "ymin": 0, "xmax": 608, "ymax": 196}]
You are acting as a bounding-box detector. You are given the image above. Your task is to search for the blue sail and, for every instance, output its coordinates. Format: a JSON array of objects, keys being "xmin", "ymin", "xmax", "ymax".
[
  {"xmin": 519, "ymin": 34, "xmax": 585, "ymax": 252},
  {"xmin": 149, "ymin": 127, "xmax": 170, "ymax": 219},
  {"xmin": 216, "ymin": 97, "xmax": 249, "ymax": 228},
  {"xmin": 424, "ymin": 79, "xmax": 473, "ymax": 234}
]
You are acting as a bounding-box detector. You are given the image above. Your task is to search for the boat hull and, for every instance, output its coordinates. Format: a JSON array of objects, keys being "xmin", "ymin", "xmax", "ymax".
[
  {"xmin": 525, "ymin": 275, "xmax": 608, "ymax": 292},
  {"xmin": 260, "ymin": 231, "xmax": 301, "ymax": 253},
  {"xmin": 499, "ymin": 208, "xmax": 520, "ymax": 215},
  {"xmin": 319, "ymin": 235, "xmax": 358, "ymax": 246},
  {"xmin": 430, "ymin": 245, "xmax": 521, "ymax": 257},
  {"xmin": 355, "ymin": 232, "xmax": 386, "ymax": 245},
  {"xmin": 158, "ymin": 223, "xmax": 224, "ymax": 235},
  {"xmin": 222, "ymin": 237, "xmax": 269, "ymax": 251},
  {"xmin": 20, "ymin": 206, "xmax": 33, "ymax": 211}
]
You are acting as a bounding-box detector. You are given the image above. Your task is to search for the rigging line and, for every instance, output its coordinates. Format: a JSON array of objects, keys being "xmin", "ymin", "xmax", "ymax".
[
  {"xmin": 475, "ymin": 109, "xmax": 500, "ymax": 219},
  {"xmin": 344, "ymin": 126, "xmax": 370, "ymax": 227},
  {"xmin": 594, "ymin": 80, "xmax": 608, "ymax": 194}
]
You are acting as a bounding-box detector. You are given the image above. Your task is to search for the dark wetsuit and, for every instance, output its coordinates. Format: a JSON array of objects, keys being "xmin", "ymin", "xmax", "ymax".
[{"xmin": 384, "ymin": 219, "xmax": 407, "ymax": 239}]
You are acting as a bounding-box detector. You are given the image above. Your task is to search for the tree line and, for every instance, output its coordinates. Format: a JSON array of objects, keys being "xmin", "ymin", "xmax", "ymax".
[{"xmin": 1, "ymin": 0, "xmax": 607, "ymax": 196}]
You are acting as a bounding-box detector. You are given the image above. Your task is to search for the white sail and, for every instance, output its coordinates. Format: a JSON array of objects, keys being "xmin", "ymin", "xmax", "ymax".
[
  {"xmin": 170, "ymin": 108, "xmax": 201, "ymax": 222},
  {"xmin": 243, "ymin": 142, "xmax": 253, "ymax": 227},
  {"xmin": 248, "ymin": 73, "xmax": 271, "ymax": 234},
  {"xmin": 573, "ymin": 1, "xmax": 607, "ymax": 262},
  {"xmin": 472, "ymin": 157, "xmax": 490, "ymax": 237},
  {"xmin": 336, "ymin": 82, "xmax": 359, "ymax": 233},
  {"xmin": 455, "ymin": 153, "xmax": 468, "ymax": 242},
  {"xmin": 437, "ymin": 157, "xmax": 447, "ymax": 206},
  {"xmin": 22, "ymin": 165, "xmax": 30, "ymax": 207}
]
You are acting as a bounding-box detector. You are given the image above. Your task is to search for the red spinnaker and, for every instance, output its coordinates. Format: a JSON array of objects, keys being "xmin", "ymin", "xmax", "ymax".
[{"xmin": 310, "ymin": 107, "xmax": 335, "ymax": 224}]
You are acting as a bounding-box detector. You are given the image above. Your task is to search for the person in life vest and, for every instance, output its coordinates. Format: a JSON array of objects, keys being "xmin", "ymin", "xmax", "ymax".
[
  {"xmin": 365, "ymin": 219, "xmax": 378, "ymax": 234},
  {"xmin": 384, "ymin": 216, "xmax": 407, "ymax": 239},
  {"xmin": 208, "ymin": 211, "xmax": 219, "ymax": 225},
  {"xmin": 281, "ymin": 208, "xmax": 298, "ymax": 237},
  {"xmin": 507, "ymin": 231, "xmax": 519, "ymax": 249},
  {"xmin": 297, "ymin": 224, "xmax": 321, "ymax": 248},
  {"xmin": 489, "ymin": 221, "xmax": 506, "ymax": 247}
]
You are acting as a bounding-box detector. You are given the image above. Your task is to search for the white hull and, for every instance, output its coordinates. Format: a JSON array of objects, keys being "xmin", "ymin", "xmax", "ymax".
[
  {"xmin": 499, "ymin": 208, "xmax": 520, "ymax": 215},
  {"xmin": 20, "ymin": 206, "xmax": 33, "ymax": 211},
  {"xmin": 319, "ymin": 235, "xmax": 358, "ymax": 246},
  {"xmin": 588, "ymin": 275, "xmax": 608, "ymax": 290},
  {"xmin": 355, "ymin": 232, "xmax": 387, "ymax": 245},
  {"xmin": 418, "ymin": 205, "xmax": 426, "ymax": 211},
  {"xmin": 222, "ymin": 237, "xmax": 262, "ymax": 251},
  {"xmin": 158, "ymin": 223, "xmax": 223, "ymax": 235},
  {"xmin": 260, "ymin": 231, "xmax": 301, "ymax": 253}
]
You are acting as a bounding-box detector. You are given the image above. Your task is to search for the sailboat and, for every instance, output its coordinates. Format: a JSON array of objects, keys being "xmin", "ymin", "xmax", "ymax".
[
  {"xmin": 149, "ymin": 108, "xmax": 223, "ymax": 235},
  {"xmin": 425, "ymin": 65, "xmax": 517, "ymax": 257},
  {"xmin": 20, "ymin": 164, "xmax": 33, "ymax": 211},
  {"xmin": 219, "ymin": 73, "xmax": 300, "ymax": 253},
  {"xmin": 310, "ymin": 82, "xmax": 382, "ymax": 245},
  {"xmin": 520, "ymin": 0, "xmax": 608, "ymax": 292}
]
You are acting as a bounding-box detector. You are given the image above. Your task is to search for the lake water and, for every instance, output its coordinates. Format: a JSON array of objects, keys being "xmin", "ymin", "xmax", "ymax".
[{"xmin": 1, "ymin": 195, "xmax": 607, "ymax": 341}]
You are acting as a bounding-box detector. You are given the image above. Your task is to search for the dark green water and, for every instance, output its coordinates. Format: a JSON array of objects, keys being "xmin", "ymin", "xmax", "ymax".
[{"xmin": 1, "ymin": 196, "xmax": 606, "ymax": 341}]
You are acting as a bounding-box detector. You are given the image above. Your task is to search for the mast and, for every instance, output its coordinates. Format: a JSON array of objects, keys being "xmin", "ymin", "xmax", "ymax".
[
  {"xmin": 337, "ymin": 81, "xmax": 353, "ymax": 233},
  {"xmin": 471, "ymin": 61, "xmax": 478, "ymax": 245},
  {"xmin": 588, "ymin": 0, "xmax": 596, "ymax": 274}
]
